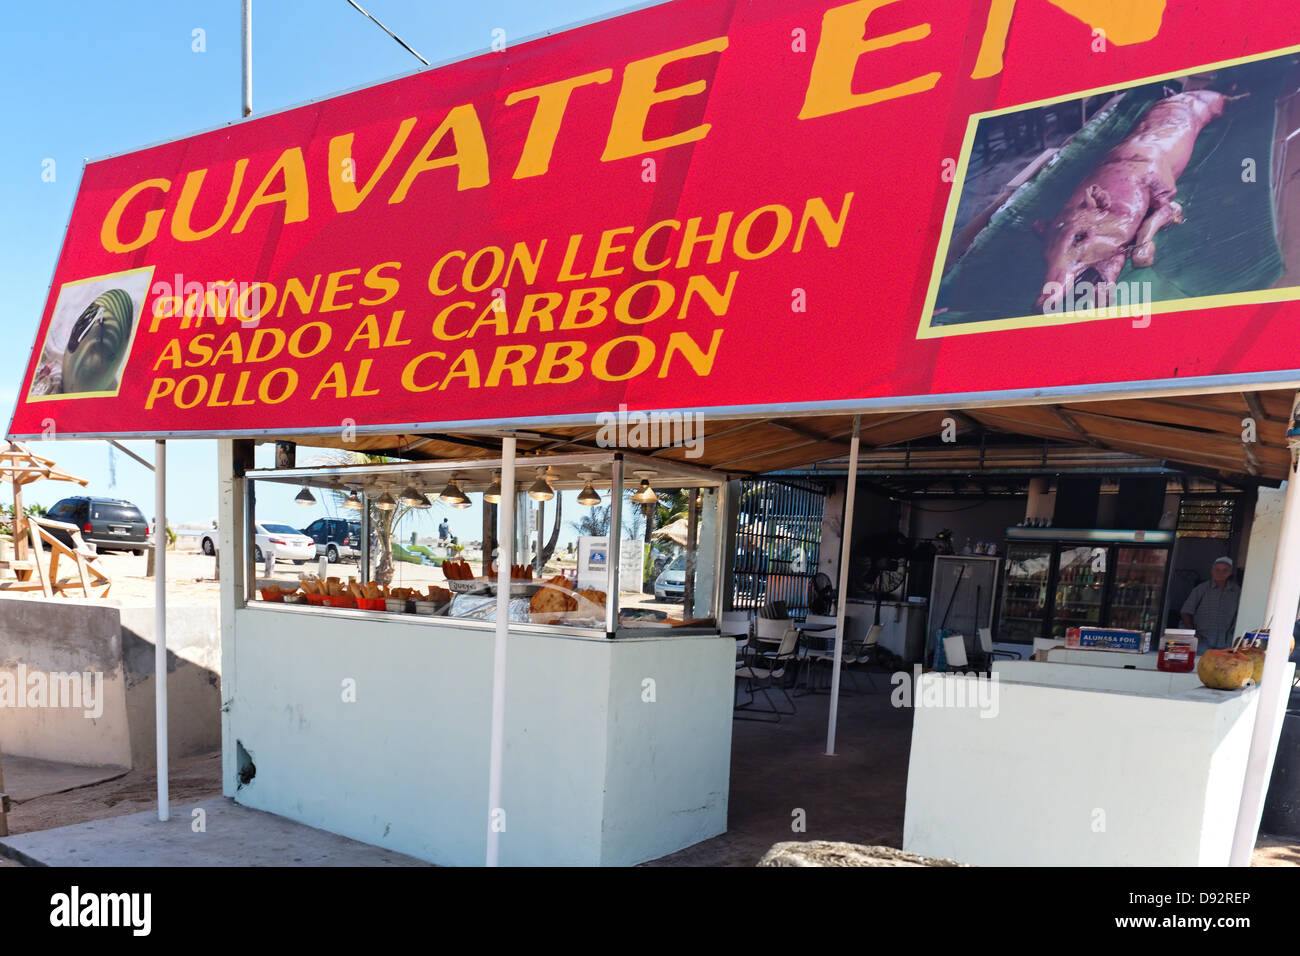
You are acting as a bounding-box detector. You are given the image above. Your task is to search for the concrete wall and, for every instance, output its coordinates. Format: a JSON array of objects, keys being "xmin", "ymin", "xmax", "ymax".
[
  {"xmin": 226, "ymin": 605, "xmax": 733, "ymax": 866},
  {"xmin": 0, "ymin": 597, "xmax": 221, "ymax": 769},
  {"xmin": 0, "ymin": 599, "xmax": 131, "ymax": 767},
  {"xmin": 119, "ymin": 605, "xmax": 222, "ymax": 768},
  {"xmin": 904, "ymin": 668, "xmax": 1264, "ymax": 865},
  {"xmin": 909, "ymin": 497, "xmax": 1027, "ymax": 551}
]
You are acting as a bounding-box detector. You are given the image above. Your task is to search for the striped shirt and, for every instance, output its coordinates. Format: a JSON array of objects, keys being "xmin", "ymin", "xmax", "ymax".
[{"xmin": 1181, "ymin": 580, "xmax": 1241, "ymax": 649}]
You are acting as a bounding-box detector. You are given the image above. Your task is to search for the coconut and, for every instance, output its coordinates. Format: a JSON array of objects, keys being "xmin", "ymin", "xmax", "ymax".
[{"xmin": 1197, "ymin": 648, "xmax": 1255, "ymax": 690}]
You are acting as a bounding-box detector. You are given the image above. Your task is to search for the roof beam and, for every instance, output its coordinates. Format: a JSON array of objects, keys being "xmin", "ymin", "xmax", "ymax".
[{"xmin": 1049, "ymin": 406, "xmax": 1107, "ymax": 449}]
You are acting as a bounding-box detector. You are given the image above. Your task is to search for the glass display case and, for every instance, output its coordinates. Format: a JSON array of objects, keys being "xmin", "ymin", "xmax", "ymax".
[{"xmin": 240, "ymin": 451, "xmax": 725, "ymax": 637}]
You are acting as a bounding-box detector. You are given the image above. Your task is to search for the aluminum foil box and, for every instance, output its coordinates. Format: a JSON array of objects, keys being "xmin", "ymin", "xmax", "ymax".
[{"xmin": 1064, "ymin": 627, "xmax": 1150, "ymax": 653}]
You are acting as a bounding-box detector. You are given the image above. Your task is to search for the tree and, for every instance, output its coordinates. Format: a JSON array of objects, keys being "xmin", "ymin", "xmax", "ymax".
[
  {"xmin": 311, "ymin": 450, "xmax": 422, "ymax": 586},
  {"xmin": 537, "ymin": 495, "xmax": 562, "ymax": 571},
  {"xmin": 569, "ymin": 503, "xmax": 611, "ymax": 538}
]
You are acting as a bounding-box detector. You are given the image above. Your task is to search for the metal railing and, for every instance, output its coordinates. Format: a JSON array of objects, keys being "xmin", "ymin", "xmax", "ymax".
[{"xmin": 731, "ymin": 478, "xmax": 827, "ymax": 616}]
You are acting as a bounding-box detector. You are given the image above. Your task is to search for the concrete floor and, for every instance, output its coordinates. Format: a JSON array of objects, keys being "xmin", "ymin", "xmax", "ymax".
[
  {"xmin": 0, "ymin": 797, "xmax": 429, "ymax": 867},
  {"xmin": 2, "ymin": 756, "xmax": 128, "ymax": 804},
  {"xmin": 2, "ymin": 665, "xmax": 1293, "ymax": 866},
  {"xmin": 651, "ymin": 670, "xmax": 913, "ymax": 866}
]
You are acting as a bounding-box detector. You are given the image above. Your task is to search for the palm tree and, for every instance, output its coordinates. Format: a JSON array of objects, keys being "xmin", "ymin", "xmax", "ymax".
[
  {"xmin": 569, "ymin": 503, "xmax": 611, "ymax": 537},
  {"xmin": 308, "ymin": 450, "xmax": 424, "ymax": 586}
]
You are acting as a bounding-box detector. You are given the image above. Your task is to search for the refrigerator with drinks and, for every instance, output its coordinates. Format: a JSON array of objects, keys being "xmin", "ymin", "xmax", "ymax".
[{"xmin": 995, "ymin": 528, "xmax": 1173, "ymax": 644}]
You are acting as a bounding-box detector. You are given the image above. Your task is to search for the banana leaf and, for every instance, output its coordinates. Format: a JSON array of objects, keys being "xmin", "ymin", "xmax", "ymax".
[{"xmin": 932, "ymin": 57, "xmax": 1293, "ymax": 327}]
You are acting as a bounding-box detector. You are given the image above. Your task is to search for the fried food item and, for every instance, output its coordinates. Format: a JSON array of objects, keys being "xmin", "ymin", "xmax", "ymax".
[
  {"xmin": 426, "ymin": 586, "xmax": 452, "ymax": 604},
  {"xmin": 577, "ymin": 588, "xmax": 607, "ymax": 607},
  {"xmin": 441, "ymin": 559, "xmax": 474, "ymax": 580},
  {"xmin": 530, "ymin": 584, "xmax": 578, "ymax": 615},
  {"xmin": 348, "ymin": 581, "xmax": 363, "ymax": 599}
]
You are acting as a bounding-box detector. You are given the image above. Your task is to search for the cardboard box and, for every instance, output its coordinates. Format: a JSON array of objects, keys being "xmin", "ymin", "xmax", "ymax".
[{"xmin": 1064, "ymin": 627, "xmax": 1150, "ymax": 653}]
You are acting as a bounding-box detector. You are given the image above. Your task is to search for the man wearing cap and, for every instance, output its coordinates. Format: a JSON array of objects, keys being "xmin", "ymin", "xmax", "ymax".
[{"xmin": 1180, "ymin": 557, "xmax": 1241, "ymax": 649}]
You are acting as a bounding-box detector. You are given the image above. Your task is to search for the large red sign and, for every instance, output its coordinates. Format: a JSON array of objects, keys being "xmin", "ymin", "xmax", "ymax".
[{"xmin": 10, "ymin": 0, "xmax": 1300, "ymax": 440}]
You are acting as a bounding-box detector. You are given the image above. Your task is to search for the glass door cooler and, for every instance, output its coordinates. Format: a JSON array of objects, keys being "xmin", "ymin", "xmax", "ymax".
[
  {"xmin": 997, "ymin": 542, "xmax": 1052, "ymax": 642},
  {"xmin": 1108, "ymin": 546, "xmax": 1170, "ymax": 634},
  {"xmin": 1050, "ymin": 544, "xmax": 1108, "ymax": 639},
  {"xmin": 995, "ymin": 528, "xmax": 1173, "ymax": 645}
]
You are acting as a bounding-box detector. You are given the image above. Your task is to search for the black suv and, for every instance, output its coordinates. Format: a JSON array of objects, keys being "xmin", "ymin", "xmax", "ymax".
[
  {"xmin": 301, "ymin": 517, "xmax": 362, "ymax": 563},
  {"xmin": 43, "ymin": 496, "xmax": 150, "ymax": 554}
]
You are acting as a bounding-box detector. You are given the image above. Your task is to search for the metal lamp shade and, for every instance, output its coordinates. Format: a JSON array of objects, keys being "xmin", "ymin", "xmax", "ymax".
[
  {"xmin": 631, "ymin": 479, "xmax": 657, "ymax": 505},
  {"xmin": 527, "ymin": 470, "xmax": 555, "ymax": 501},
  {"xmin": 577, "ymin": 480, "xmax": 601, "ymax": 506}
]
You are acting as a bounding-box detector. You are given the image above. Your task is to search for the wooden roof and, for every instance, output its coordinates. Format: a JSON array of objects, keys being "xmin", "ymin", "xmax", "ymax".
[{"xmin": 279, "ymin": 387, "xmax": 1296, "ymax": 486}]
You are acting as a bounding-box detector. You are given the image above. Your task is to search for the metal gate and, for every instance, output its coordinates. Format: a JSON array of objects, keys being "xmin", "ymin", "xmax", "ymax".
[{"xmin": 731, "ymin": 477, "xmax": 827, "ymax": 615}]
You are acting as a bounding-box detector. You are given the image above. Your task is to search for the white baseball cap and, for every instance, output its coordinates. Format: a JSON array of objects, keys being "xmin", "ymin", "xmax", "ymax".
[{"xmin": 1214, "ymin": 556, "xmax": 1234, "ymax": 569}]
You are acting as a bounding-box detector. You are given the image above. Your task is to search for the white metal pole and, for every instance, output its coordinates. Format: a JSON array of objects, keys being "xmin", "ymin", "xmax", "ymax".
[
  {"xmin": 605, "ymin": 457, "xmax": 623, "ymax": 635},
  {"xmin": 155, "ymin": 440, "xmax": 169, "ymax": 821},
  {"xmin": 241, "ymin": 0, "xmax": 252, "ymax": 117},
  {"xmin": 486, "ymin": 436, "xmax": 515, "ymax": 866},
  {"xmin": 826, "ymin": 416, "xmax": 861, "ymax": 756},
  {"xmin": 1230, "ymin": 397, "xmax": 1300, "ymax": 865}
]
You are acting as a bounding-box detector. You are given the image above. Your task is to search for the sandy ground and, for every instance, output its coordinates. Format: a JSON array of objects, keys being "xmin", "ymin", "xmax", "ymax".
[
  {"xmin": 0, "ymin": 752, "xmax": 222, "ymax": 866},
  {"xmin": 1, "ymin": 547, "xmax": 668, "ymax": 609},
  {"xmin": 0, "ymin": 548, "xmax": 221, "ymax": 607}
]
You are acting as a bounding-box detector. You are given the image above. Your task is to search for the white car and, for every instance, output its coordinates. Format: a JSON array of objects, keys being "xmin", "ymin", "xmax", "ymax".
[{"xmin": 199, "ymin": 522, "xmax": 317, "ymax": 564}]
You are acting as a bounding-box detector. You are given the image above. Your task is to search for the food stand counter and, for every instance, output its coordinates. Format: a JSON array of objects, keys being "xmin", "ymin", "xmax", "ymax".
[
  {"xmin": 220, "ymin": 449, "xmax": 735, "ymax": 865},
  {"xmin": 903, "ymin": 659, "xmax": 1295, "ymax": 865}
]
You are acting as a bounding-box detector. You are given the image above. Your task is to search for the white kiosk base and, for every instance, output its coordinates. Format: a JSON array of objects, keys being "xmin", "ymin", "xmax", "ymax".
[{"xmin": 903, "ymin": 660, "xmax": 1294, "ymax": 866}]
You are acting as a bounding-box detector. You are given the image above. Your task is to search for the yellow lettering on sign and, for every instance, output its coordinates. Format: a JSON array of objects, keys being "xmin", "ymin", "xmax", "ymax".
[
  {"xmin": 389, "ymin": 104, "xmax": 490, "ymax": 201},
  {"xmin": 506, "ymin": 70, "xmax": 613, "ymax": 178},
  {"xmin": 328, "ymin": 118, "xmax": 418, "ymax": 212},
  {"xmin": 602, "ymin": 37, "xmax": 730, "ymax": 162},
  {"xmin": 100, "ymin": 178, "xmax": 170, "ymax": 253},
  {"xmin": 799, "ymin": 0, "xmax": 940, "ymax": 120},
  {"xmin": 973, "ymin": 0, "xmax": 1168, "ymax": 78},
  {"xmin": 231, "ymin": 147, "xmax": 310, "ymax": 233},
  {"xmin": 171, "ymin": 161, "xmax": 249, "ymax": 242}
]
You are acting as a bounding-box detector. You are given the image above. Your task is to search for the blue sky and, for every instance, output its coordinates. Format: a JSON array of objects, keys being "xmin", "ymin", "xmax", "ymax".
[{"xmin": 0, "ymin": 0, "xmax": 663, "ymax": 541}]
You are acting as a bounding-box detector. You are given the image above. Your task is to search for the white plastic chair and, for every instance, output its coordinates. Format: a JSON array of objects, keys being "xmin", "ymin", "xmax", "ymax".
[
  {"xmin": 855, "ymin": 624, "xmax": 886, "ymax": 689},
  {"xmin": 720, "ymin": 611, "xmax": 753, "ymax": 663},
  {"xmin": 975, "ymin": 626, "xmax": 1020, "ymax": 674},
  {"xmin": 736, "ymin": 620, "xmax": 799, "ymax": 720},
  {"xmin": 798, "ymin": 614, "xmax": 861, "ymax": 694},
  {"xmin": 943, "ymin": 634, "xmax": 972, "ymax": 672}
]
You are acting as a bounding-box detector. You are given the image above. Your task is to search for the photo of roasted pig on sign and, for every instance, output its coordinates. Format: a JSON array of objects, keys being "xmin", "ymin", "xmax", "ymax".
[{"xmin": 920, "ymin": 51, "xmax": 1298, "ymax": 336}]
